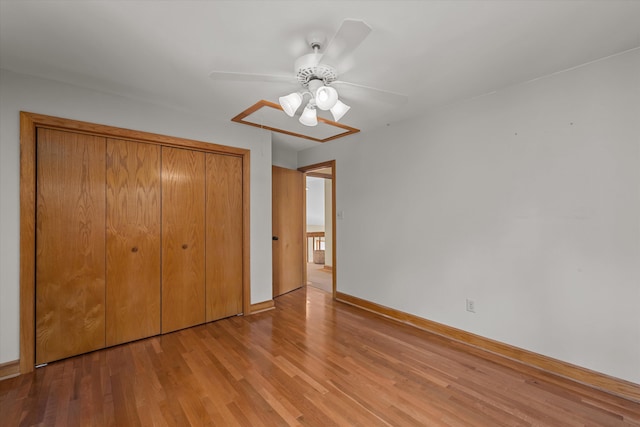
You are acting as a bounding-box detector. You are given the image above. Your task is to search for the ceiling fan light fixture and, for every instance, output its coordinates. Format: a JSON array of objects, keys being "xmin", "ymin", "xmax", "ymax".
[
  {"xmin": 279, "ymin": 92, "xmax": 303, "ymax": 117},
  {"xmin": 330, "ymin": 100, "xmax": 351, "ymax": 122},
  {"xmin": 315, "ymin": 86, "xmax": 339, "ymax": 110},
  {"xmin": 306, "ymin": 79, "xmax": 339, "ymax": 111},
  {"xmin": 299, "ymin": 103, "xmax": 318, "ymax": 126}
]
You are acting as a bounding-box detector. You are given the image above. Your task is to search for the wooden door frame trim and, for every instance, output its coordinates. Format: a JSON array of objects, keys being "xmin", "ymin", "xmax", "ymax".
[
  {"xmin": 19, "ymin": 111, "xmax": 251, "ymax": 374},
  {"xmin": 298, "ymin": 160, "xmax": 336, "ymax": 299}
]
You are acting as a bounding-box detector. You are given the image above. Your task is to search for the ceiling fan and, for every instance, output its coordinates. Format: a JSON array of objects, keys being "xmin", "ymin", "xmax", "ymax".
[{"xmin": 209, "ymin": 19, "xmax": 408, "ymax": 127}]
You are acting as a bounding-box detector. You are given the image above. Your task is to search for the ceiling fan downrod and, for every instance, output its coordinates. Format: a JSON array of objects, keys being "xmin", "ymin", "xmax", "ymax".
[{"xmin": 294, "ymin": 38, "xmax": 338, "ymax": 86}]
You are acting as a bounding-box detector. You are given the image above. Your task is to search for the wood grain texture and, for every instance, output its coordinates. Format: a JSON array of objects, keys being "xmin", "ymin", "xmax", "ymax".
[
  {"xmin": 161, "ymin": 146, "xmax": 206, "ymax": 333},
  {"xmin": 249, "ymin": 300, "xmax": 275, "ymax": 314},
  {"xmin": 205, "ymin": 153, "xmax": 243, "ymax": 321},
  {"xmin": 241, "ymin": 155, "xmax": 251, "ymax": 318},
  {"xmin": 35, "ymin": 128, "xmax": 106, "ymax": 364},
  {"xmin": 2, "ymin": 287, "xmax": 638, "ymax": 426},
  {"xmin": 20, "ymin": 112, "xmax": 252, "ymax": 374},
  {"xmin": 0, "ymin": 360, "xmax": 20, "ymax": 381},
  {"xmin": 336, "ymin": 291, "xmax": 640, "ymax": 404},
  {"xmin": 19, "ymin": 112, "xmax": 37, "ymax": 373},
  {"xmin": 106, "ymin": 139, "xmax": 161, "ymax": 346},
  {"xmin": 272, "ymin": 166, "xmax": 304, "ymax": 297},
  {"xmin": 20, "ymin": 111, "xmax": 248, "ymax": 156},
  {"xmin": 231, "ymin": 99, "xmax": 360, "ymax": 143}
]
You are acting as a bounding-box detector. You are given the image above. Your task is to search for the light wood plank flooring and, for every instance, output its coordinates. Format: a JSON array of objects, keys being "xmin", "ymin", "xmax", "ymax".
[
  {"xmin": 307, "ymin": 263, "xmax": 332, "ymax": 293},
  {"xmin": 1, "ymin": 286, "xmax": 639, "ymax": 426}
]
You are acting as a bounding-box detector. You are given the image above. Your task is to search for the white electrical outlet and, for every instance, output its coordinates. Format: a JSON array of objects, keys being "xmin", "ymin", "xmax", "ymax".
[{"xmin": 466, "ymin": 299, "xmax": 475, "ymax": 313}]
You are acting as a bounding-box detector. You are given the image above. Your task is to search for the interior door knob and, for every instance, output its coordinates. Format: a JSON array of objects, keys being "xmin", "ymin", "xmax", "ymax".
[{"xmin": 272, "ymin": 236, "xmax": 279, "ymax": 241}]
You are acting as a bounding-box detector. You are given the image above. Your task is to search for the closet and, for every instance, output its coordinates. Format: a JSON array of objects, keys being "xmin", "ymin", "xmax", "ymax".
[
  {"xmin": 34, "ymin": 125, "xmax": 244, "ymax": 365},
  {"xmin": 106, "ymin": 139, "xmax": 161, "ymax": 346},
  {"xmin": 160, "ymin": 146, "xmax": 206, "ymax": 333},
  {"xmin": 36, "ymin": 129, "xmax": 107, "ymax": 363}
]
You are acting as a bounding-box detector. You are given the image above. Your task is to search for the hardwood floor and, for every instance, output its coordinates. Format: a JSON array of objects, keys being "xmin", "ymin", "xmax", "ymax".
[
  {"xmin": 307, "ymin": 263, "xmax": 332, "ymax": 293},
  {"xmin": 2, "ymin": 286, "xmax": 639, "ymax": 426}
]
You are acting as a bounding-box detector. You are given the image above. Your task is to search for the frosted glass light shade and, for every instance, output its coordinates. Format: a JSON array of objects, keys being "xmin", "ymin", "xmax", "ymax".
[
  {"xmin": 299, "ymin": 105, "xmax": 318, "ymax": 126},
  {"xmin": 279, "ymin": 92, "xmax": 303, "ymax": 117},
  {"xmin": 330, "ymin": 100, "xmax": 350, "ymax": 122},
  {"xmin": 315, "ymin": 86, "xmax": 339, "ymax": 110}
]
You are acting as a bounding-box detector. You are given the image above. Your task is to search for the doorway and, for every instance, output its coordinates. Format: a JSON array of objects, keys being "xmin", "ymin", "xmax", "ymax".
[{"xmin": 299, "ymin": 161, "xmax": 336, "ymax": 298}]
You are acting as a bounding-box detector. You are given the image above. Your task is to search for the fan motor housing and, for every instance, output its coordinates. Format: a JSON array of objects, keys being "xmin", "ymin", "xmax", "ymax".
[{"xmin": 294, "ymin": 53, "xmax": 337, "ymax": 86}]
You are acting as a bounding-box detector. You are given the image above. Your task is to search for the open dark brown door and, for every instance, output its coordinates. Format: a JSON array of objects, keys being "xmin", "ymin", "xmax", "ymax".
[{"xmin": 272, "ymin": 166, "xmax": 304, "ymax": 297}]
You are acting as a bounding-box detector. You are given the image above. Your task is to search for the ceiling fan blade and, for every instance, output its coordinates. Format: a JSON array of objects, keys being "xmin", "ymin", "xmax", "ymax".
[
  {"xmin": 332, "ymin": 81, "xmax": 409, "ymax": 106},
  {"xmin": 320, "ymin": 19, "xmax": 372, "ymax": 71},
  {"xmin": 209, "ymin": 71, "xmax": 295, "ymax": 84}
]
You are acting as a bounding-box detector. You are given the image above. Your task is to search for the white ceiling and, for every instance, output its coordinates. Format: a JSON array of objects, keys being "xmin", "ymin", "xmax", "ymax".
[{"xmin": 2, "ymin": 1, "xmax": 639, "ymax": 152}]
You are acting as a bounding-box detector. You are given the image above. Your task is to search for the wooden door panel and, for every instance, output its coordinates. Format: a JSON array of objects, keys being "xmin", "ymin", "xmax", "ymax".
[
  {"xmin": 272, "ymin": 166, "xmax": 304, "ymax": 297},
  {"xmin": 161, "ymin": 147, "xmax": 206, "ymax": 333},
  {"xmin": 106, "ymin": 139, "xmax": 161, "ymax": 346},
  {"xmin": 205, "ymin": 154, "xmax": 243, "ymax": 321},
  {"xmin": 36, "ymin": 128, "xmax": 106, "ymax": 364}
]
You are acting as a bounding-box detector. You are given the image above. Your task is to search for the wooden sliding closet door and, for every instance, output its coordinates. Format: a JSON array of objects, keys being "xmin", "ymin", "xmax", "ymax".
[
  {"xmin": 36, "ymin": 128, "xmax": 106, "ymax": 364},
  {"xmin": 205, "ymin": 153, "xmax": 243, "ymax": 321},
  {"xmin": 105, "ymin": 139, "xmax": 161, "ymax": 346},
  {"xmin": 161, "ymin": 146, "xmax": 206, "ymax": 333}
]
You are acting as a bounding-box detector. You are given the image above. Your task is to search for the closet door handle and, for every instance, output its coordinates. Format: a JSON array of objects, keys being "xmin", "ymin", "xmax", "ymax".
[
  {"xmin": 182, "ymin": 244, "xmax": 188, "ymax": 249},
  {"xmin": 131, "ymin": 246, "xmax": 138, "ymax": 253}
]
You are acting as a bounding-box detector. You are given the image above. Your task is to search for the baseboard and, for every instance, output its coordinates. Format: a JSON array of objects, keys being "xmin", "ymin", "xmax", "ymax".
[
  {"xmin": 335, "ymin": 291, "xmax": 640, "ymax": 403},
  {"xmin": 0, "ymin": 360, "xmax": 20, "ymax": 381},
  {"xmin": 250, "ymin": 299, "xmax": 275, "ymax": 315},
  {"xmin": 322, "ymin": 265, "xmax": 333, "ymax": 272}
]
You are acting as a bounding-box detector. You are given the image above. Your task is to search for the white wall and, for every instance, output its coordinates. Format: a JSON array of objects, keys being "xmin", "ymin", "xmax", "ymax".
[
  {"xmin": 298, "ymin": 49, "xmax": 640, "ymax": 383},
  {"xmin": 306, "ymin": 176, "xmax": 325, "ymax": 227},
  {"xmin": 0, "ymin": 69, "xmax": 273, "ymax": 364},
  {"xmin": 272, "ymin": 144, "xmax": 298, "ymax": 169}
]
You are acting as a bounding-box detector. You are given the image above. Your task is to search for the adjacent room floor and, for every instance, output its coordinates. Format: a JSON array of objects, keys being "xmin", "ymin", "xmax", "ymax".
[
  {"xmin": 306, "ymin": 262, "xmax": 332, "ymax": 293},
  {"xmin": 1, "ymin": 286, "xmax": 638, "ymax": 426}
]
